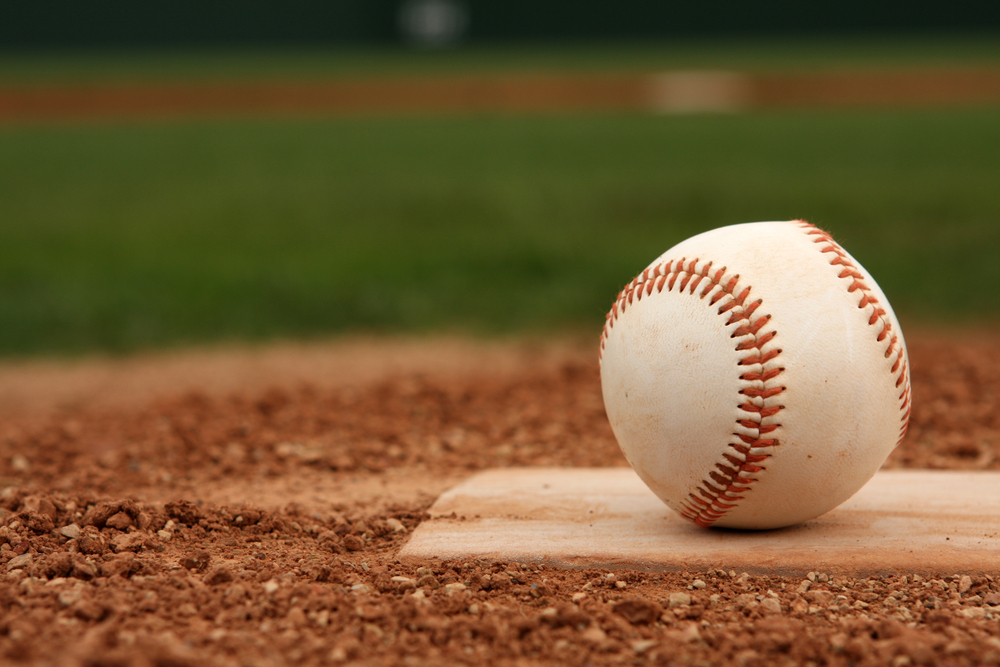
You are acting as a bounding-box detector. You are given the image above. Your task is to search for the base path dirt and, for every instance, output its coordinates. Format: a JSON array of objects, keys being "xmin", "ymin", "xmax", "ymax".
[
  {"xmin": 2, "ymin": 68, "xmax": 1000, "ymax": 122},
  {"xmin": 1, "ymin": 330, "xmax": 999, "ymax": 666}
]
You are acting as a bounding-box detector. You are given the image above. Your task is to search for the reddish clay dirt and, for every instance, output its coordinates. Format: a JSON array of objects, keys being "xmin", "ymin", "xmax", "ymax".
[
  {"xmin": 1, "ymin": 330, "xmax": 999, "ymax": 666},
  {"xmin": 1, "ymin": 68, "xmax": 999, "ymax": 122}
]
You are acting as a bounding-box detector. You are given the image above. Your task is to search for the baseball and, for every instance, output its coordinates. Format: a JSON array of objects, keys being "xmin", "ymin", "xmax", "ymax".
[{"xmin": 599, "ymin": 220, "xmax": 911, "ymax": 529}]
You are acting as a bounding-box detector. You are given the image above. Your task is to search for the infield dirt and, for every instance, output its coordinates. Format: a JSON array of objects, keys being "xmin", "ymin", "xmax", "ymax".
[
  {"xmin": 2, "ymin": 68, "xmax": 1000, "ymax": 121},
  {"xmin": 1, "ymin": 329, "xmax": 999, "ymax": 666}
]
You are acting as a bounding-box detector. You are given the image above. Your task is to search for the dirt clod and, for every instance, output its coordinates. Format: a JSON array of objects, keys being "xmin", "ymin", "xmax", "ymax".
[
  {"xmin": 613, "ymin": 597, "xmax": 662, "ymax": 624},
  {"xmin": 180, "ymin": 550, "xmax": 211, "ymax": 572}
]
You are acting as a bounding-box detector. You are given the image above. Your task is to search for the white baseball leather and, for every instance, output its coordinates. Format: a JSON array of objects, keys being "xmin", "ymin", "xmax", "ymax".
[{"xmin": 599, "ymin": 221, "xmax": 911, "ymax": 529}]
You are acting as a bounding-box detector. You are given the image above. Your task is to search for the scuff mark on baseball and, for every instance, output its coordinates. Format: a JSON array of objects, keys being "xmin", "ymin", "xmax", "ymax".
[{"xmin": 599, "ymin": 220, "xmax": 911, "ymax": 530}]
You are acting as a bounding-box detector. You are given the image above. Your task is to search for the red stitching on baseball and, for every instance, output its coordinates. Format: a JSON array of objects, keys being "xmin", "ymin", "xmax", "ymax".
[
  {"xmin": 600, "ymin": 258, "xmax": 785, "ymax": 528},
  {"xmin": 798, "ymin": 221, "xmax": 912, "ymax": 443}
]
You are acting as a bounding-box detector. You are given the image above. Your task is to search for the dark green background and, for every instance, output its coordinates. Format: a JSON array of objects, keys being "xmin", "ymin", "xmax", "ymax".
[{"xmin": 4, "ymin": 1, "xmax": 999, "ymax": 49}]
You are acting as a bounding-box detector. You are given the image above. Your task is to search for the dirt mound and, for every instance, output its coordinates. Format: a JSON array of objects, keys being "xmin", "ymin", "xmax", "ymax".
[{"xmin": 1, "ymin": 331, "xmax": 998, "ymax": 666}]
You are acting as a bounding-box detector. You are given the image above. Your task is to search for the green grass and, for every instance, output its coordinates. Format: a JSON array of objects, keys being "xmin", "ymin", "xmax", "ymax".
[
  {"xmin": 1, "ymin": 108, "xmax": 998, "ymax": 356},
  {"xmin": 2, "ymin": 34, "xmax": 1000, "ymax": 85}
]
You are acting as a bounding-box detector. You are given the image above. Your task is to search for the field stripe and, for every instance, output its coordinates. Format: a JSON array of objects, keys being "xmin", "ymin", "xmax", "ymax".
[{"xmin": 1, "ymin": 68, "xmax": 999, "ymax": 122}]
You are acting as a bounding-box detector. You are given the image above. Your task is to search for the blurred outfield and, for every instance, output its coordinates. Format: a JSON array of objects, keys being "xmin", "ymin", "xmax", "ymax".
[
  {"xmin": 1, "ymin": 39, "xmax": 999, "ymax": 357},
  {"xmin": 3, "ymin": 36, "xmax": 1000, "ymax": 82}
]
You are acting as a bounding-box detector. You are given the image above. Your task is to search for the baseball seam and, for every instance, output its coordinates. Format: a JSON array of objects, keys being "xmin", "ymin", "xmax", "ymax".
[
  {"xmin": 600, "ymin": 258, "xmax": 786, "ymax": 527},
  {"xmin": 798, "ymin": 221, "xmax": 912, "ymax": 443}
]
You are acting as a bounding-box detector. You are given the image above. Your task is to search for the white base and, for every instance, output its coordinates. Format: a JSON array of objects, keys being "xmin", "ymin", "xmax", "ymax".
[{"xmin": 400, "ymin": 468, "xmax": 1000, "ymax": 575}]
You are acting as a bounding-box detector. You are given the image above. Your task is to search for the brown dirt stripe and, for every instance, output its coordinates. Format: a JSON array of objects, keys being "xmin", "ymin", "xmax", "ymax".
[
  {"xmin": 754, "ymin": 68, "xmax": 1000, "ymax": 108},
  {"xmin": 0, "ymin": 68, "xmax": 998, "ymax": 122},
  {"xmin": 0, "ymin": 75, "xmax": 651, "ymax": 121}
]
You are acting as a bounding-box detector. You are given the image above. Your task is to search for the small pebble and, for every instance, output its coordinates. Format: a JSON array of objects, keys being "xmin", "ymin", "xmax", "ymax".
[
  {"xmin": 761, "ymin": 598, "xmax": 783, "ymax": 614},
  {"xmin": 632, "ymin": 639, "xmax": 658, "ymax": 654},
  {"xmin": 59, "ymin": 524, "xmax": 82, "ymax": 540},
  {"xmin": 679, "ymin": 623, "xmax": 701, "ymax": 642},
  {"xmin": 581, "ymin": 626, "xmax": 607, "ymax": 643},
  {"xmin": 57, "ymin": 588, "xmax": 83, "ymax": 607},
  {"xmin": 669, "ymin": 592, "xmax": 692, "ymax": 608},
  {"xmin": 5, "ymin": 554, "xmax": 32, "ymax": 571}
]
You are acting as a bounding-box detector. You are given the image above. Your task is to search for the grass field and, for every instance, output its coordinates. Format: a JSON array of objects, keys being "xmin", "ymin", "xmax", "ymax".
[
  {"xmin": 2, "ymin": 39, "xmax": 999, "ymax": 357},
  {"xmin": 3, "ymin": 35, "xmax": 1000, "ymax": 84},
  {"xmin": 2, "ymin": 108, "xmax": 998, "ymax": 356}
]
